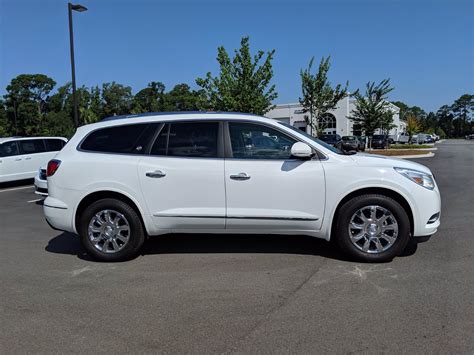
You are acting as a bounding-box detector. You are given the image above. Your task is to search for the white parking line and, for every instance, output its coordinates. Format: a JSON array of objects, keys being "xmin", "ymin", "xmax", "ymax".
[
  {"xmin": 0, "ymin": 185, "xmax": 35, "ymax": 193},
  {"xmin": 27, "ymin": 198, "xmax": 44, "ymax": 203}
]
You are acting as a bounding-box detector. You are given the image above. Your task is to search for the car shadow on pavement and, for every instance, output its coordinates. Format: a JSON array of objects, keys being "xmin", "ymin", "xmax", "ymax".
[
  {"xmin": 45, "ymin": 232, "xmax": 418, "ymax": 263},
  {"xmin": 0, "ymin": 178, "xmax": 34, "ymax": 189}
]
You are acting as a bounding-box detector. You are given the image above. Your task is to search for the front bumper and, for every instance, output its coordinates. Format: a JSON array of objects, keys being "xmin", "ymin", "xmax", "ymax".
[{"xmin": 411, "ymin": 185, "xmax": 441, "ymax": 238}]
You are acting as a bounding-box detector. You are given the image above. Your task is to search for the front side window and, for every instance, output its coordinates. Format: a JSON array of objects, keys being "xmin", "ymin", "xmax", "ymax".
[
  {"xmin": 80, "ymin": 124, "xmax": 157, "ymax": 154},
  {"xmin": 0, "ymin": 141, "xmax": 20, "ymax": 157},
  {"xmin": 19, "ymin": 139, "xmax": 46, "ymax": 154},
  {"xmin": 279, "ymin": 122, "xmax": 342, "ymax": 154},
  {"xmin": 150, "ymin": 122, "xmax": 219, "ymax": 158},
  {"xmin": 229, "ymin": 123, "xmax": 296, "ymax": 159}
]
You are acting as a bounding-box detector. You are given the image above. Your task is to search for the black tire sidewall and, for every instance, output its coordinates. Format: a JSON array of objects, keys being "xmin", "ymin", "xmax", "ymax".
[
  {"xmin": 335, "ymin": 194, "xmax": 410, "ymax": 262},
  {"xmin": 78, "ymin": 198, "xmax": 145, "ymax": 262}
]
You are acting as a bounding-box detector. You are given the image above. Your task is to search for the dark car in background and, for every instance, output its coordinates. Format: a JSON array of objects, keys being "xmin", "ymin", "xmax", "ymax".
[
  {"xmin": 354, "ymin": 136, "xmax": 366, "ymax": 151},
  {"xmin": 319, "ymin": 134, "xmax": 342, "ymax": 150},
  {"xmin": 370, "ymin": 135, "xmax": 390, "ymax": 149},
  {"xmin": 341, "ymin": 136, "xmax": 360, "ymax": 152}
]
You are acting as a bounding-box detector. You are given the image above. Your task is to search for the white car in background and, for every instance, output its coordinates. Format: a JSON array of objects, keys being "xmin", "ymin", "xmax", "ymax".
[
  {"xmin": 43, "ymin": 113, "xmax": 441, "ymax": 263},
  {"xmin": 34, "ymin": 166, "xmax": 48, "ymax": 195},
  {"xmin": 0, "ymin": 137, "xmax": 67, "ymax": 183}
]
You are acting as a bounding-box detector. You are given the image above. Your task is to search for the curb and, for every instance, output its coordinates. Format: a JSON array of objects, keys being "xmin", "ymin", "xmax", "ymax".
[{"xmin": 393, "ymin": 152, "xmax": 435, "ymax": 159}]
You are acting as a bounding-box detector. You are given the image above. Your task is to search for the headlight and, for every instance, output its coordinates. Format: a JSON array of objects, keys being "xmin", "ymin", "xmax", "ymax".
[{"xmin": 394, "ymin": 167, "xmax": 435, "ymax": 190}]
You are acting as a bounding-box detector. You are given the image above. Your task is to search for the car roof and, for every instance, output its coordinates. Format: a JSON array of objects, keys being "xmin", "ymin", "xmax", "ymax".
[
  {"xmin": 81, "ymin": 111, "xmax": 274, "ymax": 131},
  {"xmin": 0, "ymin": 136, "xmax": 68, "ymax": 144}
]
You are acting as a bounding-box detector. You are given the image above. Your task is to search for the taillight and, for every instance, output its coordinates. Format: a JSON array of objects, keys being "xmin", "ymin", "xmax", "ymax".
[{"xmin": 47, "ymin": 159, "xmax": 61, "ymax": 177}]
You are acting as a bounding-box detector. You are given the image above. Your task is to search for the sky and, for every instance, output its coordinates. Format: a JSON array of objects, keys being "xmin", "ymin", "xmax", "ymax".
[{"xmin": 1, "ymin": 0, "xmax": 473, "ymax": 112}]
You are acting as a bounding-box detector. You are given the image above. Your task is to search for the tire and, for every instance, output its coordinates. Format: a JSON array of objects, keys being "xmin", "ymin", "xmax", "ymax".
[
  {"xmin": 78, "ymin": 198, "xmax": 145, "ymax": 262},
  {"xmin": 334, "ymin": 194, "xmax": 410, "ymax": 262}
]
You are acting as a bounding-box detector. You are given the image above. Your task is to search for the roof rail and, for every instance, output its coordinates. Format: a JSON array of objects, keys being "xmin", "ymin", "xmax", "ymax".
[{"xmin": 101, "ymin": 111, "xmax": 261, "ymax": 122}]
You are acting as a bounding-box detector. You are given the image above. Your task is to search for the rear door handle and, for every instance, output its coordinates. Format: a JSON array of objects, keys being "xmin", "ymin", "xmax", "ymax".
[
  {"xmin": 230, "ymin": 172, "xmax": 251, "ymax": 180},
  {"xmin": 15, "ymin": 158, "xmax": 22, "ymax": 161},
  {"xmin": 146, "ymin": 170, "xmax": 166, "ymax": 178},
  {"xmin": 25, "ymin": 157, "xmax": 32, "ymax": 160}
]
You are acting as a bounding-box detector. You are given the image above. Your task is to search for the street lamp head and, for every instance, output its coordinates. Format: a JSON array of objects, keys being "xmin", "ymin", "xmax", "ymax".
[{"xmin": 71, "ymin": 3, "xmax": 88, "ymax": 12}]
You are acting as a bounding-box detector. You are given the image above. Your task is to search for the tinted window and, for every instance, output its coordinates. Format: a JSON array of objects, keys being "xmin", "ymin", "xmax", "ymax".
[
  {"xmin": 19, "ymin": 139, "xmax": 46, "ymax": 154},
  {"xmin": 229, "ymin": 123, "xmax": 296, "ymax": 159},
  {"xmin": 0, "ymin": 141, "xmax": 20, "ymax": 157},
  {"xmin": 81, "ymin": 124, "xmax": 157, "ymax": 154},
  {"xmin": 45, "ymin": 139, "xmax": 65, "ymax": 152},
  {"xmin": 150, "ymin": 122, "xmax": 219, "ymax": 158},
  {"xmin": 278, "ymin": 122, "xmax": 343, "ymax": 155},
  {"xmin": 150, "ymin": 124, "xmax": 169, "ymax": 156}
]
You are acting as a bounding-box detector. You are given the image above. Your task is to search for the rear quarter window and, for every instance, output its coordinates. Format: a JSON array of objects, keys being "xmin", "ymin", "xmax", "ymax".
[{"xmin": 80, "ymin": 123, "xmax": 158, "ymax": 154}]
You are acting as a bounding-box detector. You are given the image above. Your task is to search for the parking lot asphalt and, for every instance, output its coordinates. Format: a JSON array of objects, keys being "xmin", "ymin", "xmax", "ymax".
[{"xmin": 1, "ymin": 140, "xmax": 473, "ymax": 353}]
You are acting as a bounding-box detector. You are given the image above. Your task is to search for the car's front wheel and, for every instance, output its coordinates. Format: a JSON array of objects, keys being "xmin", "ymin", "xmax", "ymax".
[
  {"xmin": 78, "ymin": 198, "xmax": 145, "ymax": 262},
  {"xmin": 335, "ymin": 194, "xmax": 410, "ymax": 262}
]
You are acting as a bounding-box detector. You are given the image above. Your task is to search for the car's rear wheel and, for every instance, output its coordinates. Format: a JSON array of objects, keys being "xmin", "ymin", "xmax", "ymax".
[
  {"xmin": 78, "ymin": 198, "xmax": 145, "ymax": 262},
  {"xmin": 335, "ymin": 194, "xmax": 410, "ymax": 262}
]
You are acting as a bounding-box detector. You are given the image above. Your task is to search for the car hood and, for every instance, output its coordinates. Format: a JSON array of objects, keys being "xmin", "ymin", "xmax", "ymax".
[{"xmin": 350, "ymin": 153, "xmax": 432, "ymax": 174}]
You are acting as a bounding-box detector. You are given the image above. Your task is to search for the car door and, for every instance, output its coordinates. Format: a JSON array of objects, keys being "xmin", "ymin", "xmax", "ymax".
[
  {"xmin": 0, "ymin": 141, "xmax": 22, "ymax": 182},
  {"xmin": 137, "ymin": 121, "xmax": 226, "ymax": 231},
  {"xmin": 17, "ymin": 139, "xmax": 47, "ymax": 179},
  {"xmin": 224, "ymin": 121, "xmax": 325, "ymax": 231}
]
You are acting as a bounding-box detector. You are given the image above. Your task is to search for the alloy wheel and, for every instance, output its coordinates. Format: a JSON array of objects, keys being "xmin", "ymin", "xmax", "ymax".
[
  {"xmin": 348, "ymin": 205, "xmax": 399, "ymax": 254},
  {"xmin": 88, "ymin": 209, "xmax": 130, "ymax": 253}
]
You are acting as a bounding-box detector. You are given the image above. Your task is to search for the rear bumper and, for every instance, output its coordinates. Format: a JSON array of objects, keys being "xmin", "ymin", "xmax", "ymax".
[
  {"xmin": 34, "ymin": 176, "xmax": 48, "ymax": 196},
  {"xmin": 43, "ymin": 197, "xmax": 74, "ymax": 233}
]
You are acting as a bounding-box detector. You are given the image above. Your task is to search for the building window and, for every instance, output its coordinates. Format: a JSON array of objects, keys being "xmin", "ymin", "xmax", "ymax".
[{"xmin": 318, "ymin": 113, "xmax": 336, "ymax": 130}]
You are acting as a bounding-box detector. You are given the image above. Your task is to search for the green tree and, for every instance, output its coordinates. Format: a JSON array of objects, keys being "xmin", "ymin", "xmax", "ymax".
[
  {"xmin": 299, "ymin": 56, "xmax": 349, "ymax": 136},
  {"xmin": 4, "ymin": 74, "xmax": 56, "ymax": 135},
  {"xmin": 379, "ymin": 110, "xmax": 396, "ymax": 137},
  {"xmin": 405, "ymin": 113, "xmax": 421, "ymax": 142},
  {"xmin": 436, "ymin": 105, "xmax": 454, "ymax": 137},
  {"xmin": 41, "ymin": 111, "xmax": 75, "ymax": 138},
  {"xmin": 101, "ymin": 82, "xmax": 132, "ymax": 117},
  {"xmin": 0, "ymin": 99, "xmax": 10, "ymax": 136},
  {"xmin": 196, "ymin": 36, "xmax": 277, "ymax": 115},
  {"xmin": 132, "ymin": 81, "xmax": 166, "ymax": 113},
  {"xmin": 348, "ymin": 79, "xmax": 394, "ymax": 149},
  {"xmin": 452, "ymin": 94, "xmax": 473, "ymax": 136},
  {"xmin": 165, "ymin": 84, "xmax": 206, "ymax": 111}
]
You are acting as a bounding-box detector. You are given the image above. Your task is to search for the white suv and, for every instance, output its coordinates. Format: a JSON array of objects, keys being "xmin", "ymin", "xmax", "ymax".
[
  {"xmin": 0, "ymin": 137, "xmax": 67, "ymax": 183},
  {"xmin": 43, "ymin": 113, "xmax": 441, "ymax": 262}
]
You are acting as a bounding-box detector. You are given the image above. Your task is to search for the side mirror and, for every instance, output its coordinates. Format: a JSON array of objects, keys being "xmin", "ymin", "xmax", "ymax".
[{"xmin": 290, "ymin": 142, "xmax": 313, "ymax": 159}]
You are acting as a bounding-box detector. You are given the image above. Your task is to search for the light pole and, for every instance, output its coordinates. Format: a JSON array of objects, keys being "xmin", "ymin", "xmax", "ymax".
[{"xmin": 68, "ymin": 2, "xmax": 87, "ymax": 128}]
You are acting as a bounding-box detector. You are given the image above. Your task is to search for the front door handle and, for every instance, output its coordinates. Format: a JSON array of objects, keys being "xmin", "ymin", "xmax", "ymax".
[
  {"xmin": 146, "ymin": 170, "xmax": 166, "ymax": 178},
  {"xmin": 230, "ymin": 172, "xmax": 251, "ymax": 180},
  {"xmin": 25, "ymin": 157, "xmax": 32, "ymax": 160},
  {"xmin": 15, "ymin": 158, "xmax": 22, "ymax": 161}
]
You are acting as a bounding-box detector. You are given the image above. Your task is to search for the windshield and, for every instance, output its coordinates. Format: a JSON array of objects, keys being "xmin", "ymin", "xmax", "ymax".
[
  {"xmin": 373, "ymin": 135, "xmax": 385, "ymax": 139},
  {"xmin": 342, "ymin": 136, "xmax": 356, "ymax": 141},
  {"xmin": 278, "ymin": 122, "xmax": 343, "ymax": 154}
]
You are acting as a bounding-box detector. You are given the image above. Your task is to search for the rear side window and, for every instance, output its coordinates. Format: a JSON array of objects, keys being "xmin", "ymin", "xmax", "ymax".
[
  {"xmin": 44, "ymin": 139, "xmax": 65, "ymax": 152},
  {"xmin": 80, "ymin": 124, "xmax": 157, "ymax": 154},
  {"xmin": 150, "ymin": 122, "xmax": 219, "ymax": 158},
  {"xmin": 0, "ymin": 141, "xmax": 20, "ymax": 157},
  {"xmin": 19, "ymin": 139, "xmax": 46, "ymax": 154}
]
